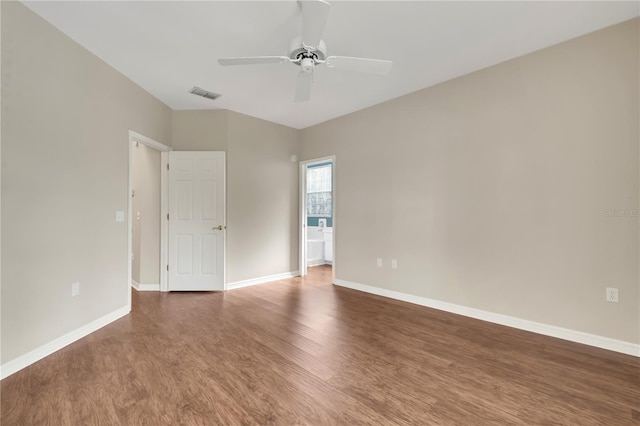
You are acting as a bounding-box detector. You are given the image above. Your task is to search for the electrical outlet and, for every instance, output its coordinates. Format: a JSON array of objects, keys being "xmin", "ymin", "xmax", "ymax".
[
  {"xmin": 71, "ymin": 282, "xmax": 80, "ymax": 297},
  {"xmin": 376, "ymin": 258, "xmax": 382, "ymax": 267},
  {"xmin": 391, "ymin": 259, "xmax": 397, "ymax": 269},
  {"xmin": 606, "ymin": 287, "xmax": 619, "ymax": 302}
]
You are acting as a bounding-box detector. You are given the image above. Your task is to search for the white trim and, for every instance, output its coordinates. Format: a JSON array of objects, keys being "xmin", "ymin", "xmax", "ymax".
[
  {"xmin": 334, "ymin": 279, "xmax": 640, "ymax": 357},
  {"xmin": 131, "ymin": 280, "xmax": 160, "ymax": 292},
  {"xmin": 221, "ymin": 152, "xmax": 227, "ymax": 291},
  {"xmin": 307, "ymin": 258, "xmax": 328, "ymax": 267},
  {"xmin": 128, "ymin": 140, "xmax": 133, "ymax": 308},
  {"xmin": 129, "ymin": 130, "xmax": 171, "ymax": 152},
  {"xmin": 160, "ymin": 151, "xmax": 169, "ymax": 292},
  {"xmin": 226, "ymin": 271, "xmax": 300, "ymax": 290},
  {"xmin": 299, "ymin": 161, "xmax": 307, "ymax": 276},
  {"xmin": 330, "ymin": 157, "xmax": 336, "ymax": 283},
  {"xmin": 0, "ymin": 306, "xmax": 130, "ymax": 380}
]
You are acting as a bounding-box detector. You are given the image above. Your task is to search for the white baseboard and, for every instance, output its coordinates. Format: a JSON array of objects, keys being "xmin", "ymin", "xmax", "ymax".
[
  {"xmin": 307, "ymin": 258, "xmax": 328, "ymax": 267},
  {"xmin": 226, "ymin": 271, "xmax": 300, "ymax": 290},
  {"xmin": 0, "ymin": 305, "xmax": 130, "ymax": 380},
  {"xmin": 334, "ymin": 279, "xmax": 640, "ymax": 357},
  {"xmin": 131, "ymin": 280, "xmax": 160, "ymax": 292}
]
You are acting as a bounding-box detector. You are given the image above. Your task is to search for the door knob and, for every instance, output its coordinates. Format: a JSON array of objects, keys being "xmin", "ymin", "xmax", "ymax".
[{"xmin": 213, "ymin": 225, "xmax": 226, "ymax": 231}]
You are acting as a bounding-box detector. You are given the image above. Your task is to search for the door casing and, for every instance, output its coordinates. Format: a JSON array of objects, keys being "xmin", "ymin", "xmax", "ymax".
[{"xmin": 299, "ymin": 156, "xmax": 336, "ymax": 281}]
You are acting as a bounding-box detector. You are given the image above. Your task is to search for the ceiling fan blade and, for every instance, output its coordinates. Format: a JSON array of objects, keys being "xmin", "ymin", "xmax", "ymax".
[
  {"xmin": 325, "ymin": 56, "xmax": 393, "ymax": 75},
  {"xmin": 217, "ymin": 56, "xmax": 291, "ymax": 66},
  {"xmin": 294, "ymin": 71, "xmax": 313, "ymax": 102},
  {"xmin": 300, "ymin": 0, "xmax": 331, "ymax": 49}
]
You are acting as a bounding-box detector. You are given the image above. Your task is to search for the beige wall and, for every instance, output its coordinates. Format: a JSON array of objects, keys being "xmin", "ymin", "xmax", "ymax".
[
  {"xmin": 172, "ymin": 110, "xmax": 300, "ymax": 283},
  {"xmin": 132, "ymin": 143, "xmax": 161, "ymax": 285},
  {"xmin": 226, "ymin": 111, "xmax": 300, "ymax": 282},
  {"xmin": 301, "ymin": 19, "xmax": 639, "ymax": 344},
  {"xmin": 172, "ymin": 110, "xmax": 228, "ymax": 151},
  {"xmin": 1, "ymin": 2, "xmax": 172, "ymax": 364}
]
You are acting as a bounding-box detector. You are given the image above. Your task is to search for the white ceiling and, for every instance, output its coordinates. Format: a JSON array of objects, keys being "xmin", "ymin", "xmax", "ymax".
[{"xmin": 22, "ymin": 1, "xmax": 639, "ymax": 129}]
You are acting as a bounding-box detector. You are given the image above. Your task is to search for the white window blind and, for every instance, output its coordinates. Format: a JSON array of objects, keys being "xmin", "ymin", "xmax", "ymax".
[
  {"xmin": 307, "ymin": 165, "xmax": 332, "ymax": 193},
  {"xmin": 307, "ymin": 164, "xmax": 332, "ymax": 217}
]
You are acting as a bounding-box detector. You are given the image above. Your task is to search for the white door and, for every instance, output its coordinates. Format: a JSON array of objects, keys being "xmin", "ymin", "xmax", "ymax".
[{"xmin": 168, "ymin": 151, "xmax": 225, "ymax": 291}]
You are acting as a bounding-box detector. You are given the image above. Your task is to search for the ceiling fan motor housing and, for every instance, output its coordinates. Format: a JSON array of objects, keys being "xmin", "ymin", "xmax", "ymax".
[{"xmin": 289, "ymin": 37, "xmax": 326, "ymax": 66}]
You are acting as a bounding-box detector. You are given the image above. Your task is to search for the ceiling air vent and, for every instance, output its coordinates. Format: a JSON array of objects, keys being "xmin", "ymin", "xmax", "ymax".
[{"xmin": 188, "ymin": 86, "xmax": 221, "ymax": 100}]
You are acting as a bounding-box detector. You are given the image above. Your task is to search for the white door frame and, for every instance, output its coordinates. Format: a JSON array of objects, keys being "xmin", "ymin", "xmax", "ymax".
[
  {"xmin": 299, "ymin": 156, "xmax": 336, "ymax": 281},
  {"xmin": 128, "ymin": 130, "xmax": 172, "ymax": 307}
]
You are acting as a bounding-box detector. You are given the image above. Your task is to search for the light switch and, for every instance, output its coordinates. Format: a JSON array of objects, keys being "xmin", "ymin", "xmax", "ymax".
[{"xmin": 116, "ymin": 211, "xmax": 125, "ymax": 222}]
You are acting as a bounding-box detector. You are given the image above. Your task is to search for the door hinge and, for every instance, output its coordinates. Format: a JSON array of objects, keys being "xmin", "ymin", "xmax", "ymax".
[
  {"xmin": 167, "ymin": 213, "xmax": 170, "ymax": 220},
  {"xmin": 167, "ymin": 163, "xmax": 170, "ymax": 170},
  {"xmin": 167, "ymin": 265, "xmax": 169, "ymax": 271}
]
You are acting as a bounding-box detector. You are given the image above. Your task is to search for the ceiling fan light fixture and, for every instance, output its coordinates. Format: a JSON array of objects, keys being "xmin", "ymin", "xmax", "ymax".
[
  {"xmin": 188, "ymin": 86, "xmax": 221, "ymax": 100},
  {"xmin": 300, "ymin": 57, "xmax": 315, "ymax": 74}
]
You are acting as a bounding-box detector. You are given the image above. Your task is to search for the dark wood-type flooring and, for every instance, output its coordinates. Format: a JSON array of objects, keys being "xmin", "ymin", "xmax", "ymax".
[{"xmin": 2, "ymin": 265, "xmax": 639, "ymax": 425}]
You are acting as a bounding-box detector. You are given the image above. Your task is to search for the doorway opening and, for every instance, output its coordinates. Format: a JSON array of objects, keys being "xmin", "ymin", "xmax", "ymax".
[
  {"xmin": 127, "ymin": 131, "xmax": 171, "ymax": 308},
  {"xmin": 299, "ymin": 156, "xmax": 335, "ymax": 279}
]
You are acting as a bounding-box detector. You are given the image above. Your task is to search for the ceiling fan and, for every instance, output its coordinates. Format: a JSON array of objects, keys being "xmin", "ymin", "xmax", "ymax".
[{"xmin": 217, "ymin": 0, "xmax": 393, "ymax": 102}]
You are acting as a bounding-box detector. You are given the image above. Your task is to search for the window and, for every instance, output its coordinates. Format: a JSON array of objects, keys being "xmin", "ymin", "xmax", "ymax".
[{"xmin": 307, "ymin": 163, "xmax": 332, "ymax": 217}]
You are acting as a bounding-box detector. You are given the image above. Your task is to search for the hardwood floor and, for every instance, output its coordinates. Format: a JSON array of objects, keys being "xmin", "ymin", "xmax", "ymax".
[{"xmin": 2, "ymin": 265, "xmax": 638, "ymax": 425}]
